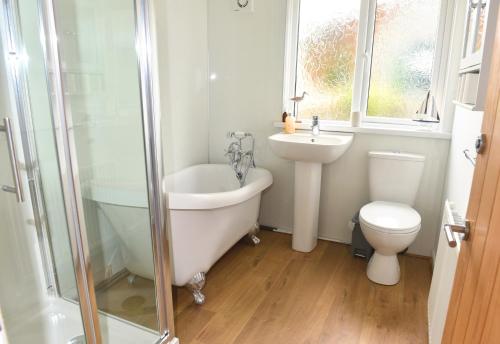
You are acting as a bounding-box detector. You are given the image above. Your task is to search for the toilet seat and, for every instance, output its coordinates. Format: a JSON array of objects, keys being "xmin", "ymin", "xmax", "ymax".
[{"xmin": 360, "ymin": 201, "xmax": 421, "ymax": 234}]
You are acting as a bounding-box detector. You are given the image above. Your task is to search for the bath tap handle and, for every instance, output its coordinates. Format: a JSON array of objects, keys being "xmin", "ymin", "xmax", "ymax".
[{"xmin": 228, "ymin": 131, "xmax": 252, "ymax": 139}]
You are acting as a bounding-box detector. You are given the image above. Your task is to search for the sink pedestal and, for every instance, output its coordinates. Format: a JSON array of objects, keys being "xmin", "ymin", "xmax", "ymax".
[
  {"xmin": 293, "ymin": 161, "xmax": 322, "ymax": 252},
  {"xmin": 268, "ymin": 131, "xmax": 353, "ymax": 253}
]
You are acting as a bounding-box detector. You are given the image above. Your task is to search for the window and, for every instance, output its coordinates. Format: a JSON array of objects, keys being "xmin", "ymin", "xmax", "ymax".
[
  {"xmin": 294, "ymin": 0, "xmax": 360, "ymax": 121},
  {"xmin": 285, "ymin": 0, "xmax": 443, "ymax": 124}
]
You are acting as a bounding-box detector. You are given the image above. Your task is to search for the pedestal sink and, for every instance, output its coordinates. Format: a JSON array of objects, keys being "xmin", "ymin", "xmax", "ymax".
[{"xmin": 269, "ymin": 131, "xmax": 353, "ymax": 252}]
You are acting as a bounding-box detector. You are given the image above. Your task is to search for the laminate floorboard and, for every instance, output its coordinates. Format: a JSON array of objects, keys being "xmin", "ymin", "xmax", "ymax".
[{"xmin": 96, "ymin": 230, "xmax": 432, "ymax": 344}]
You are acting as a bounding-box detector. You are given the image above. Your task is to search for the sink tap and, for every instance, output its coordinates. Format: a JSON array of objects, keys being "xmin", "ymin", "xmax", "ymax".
[{"xmin": 311, "ymin": 116, "xmax": 320, "ymax": 136}]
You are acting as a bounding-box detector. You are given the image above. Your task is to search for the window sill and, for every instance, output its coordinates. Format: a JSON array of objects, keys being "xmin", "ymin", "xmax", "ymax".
[
  {"xmin": 273, "ymin": 121, "xmax": 451, "ymax": 140},
  {"xmin": 452, "ymin": 100, "xmax": 480, "ymax": 112}
]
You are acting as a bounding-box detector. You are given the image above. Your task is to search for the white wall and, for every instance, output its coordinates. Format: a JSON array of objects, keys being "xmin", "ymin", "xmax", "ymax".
[
  {"xmin": 207, "ymin": 0, "xmax": 293, "ymax": 234},
  {"xmin": 444, "ymin": 107, "xmax": 483, "ymax": 218},
  {"xmin": 207, "ymin": 0, "xmax": 450, "ymax": 257},
  {"xmin": 430, "ymin": 106, "xmax": 483, "ymax": 257},
  {"xmin": 154, "ymin": 0, "xmax": 210, "ymax": 174}
]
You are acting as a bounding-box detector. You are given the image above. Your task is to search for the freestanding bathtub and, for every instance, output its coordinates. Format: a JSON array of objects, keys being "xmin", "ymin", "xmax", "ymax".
[
  {"xmin": 86, "ymin": 164, "xmax": 272, "ymax": 304},
  {"xmin": 164, "ymin": 164, "xmax": 273, "ymax": 303}
]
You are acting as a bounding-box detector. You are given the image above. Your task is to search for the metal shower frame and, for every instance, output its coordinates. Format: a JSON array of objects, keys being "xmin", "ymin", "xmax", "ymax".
[{"xmin": 0, "ymin": 0, "xmax": 176, "ymax": 342}]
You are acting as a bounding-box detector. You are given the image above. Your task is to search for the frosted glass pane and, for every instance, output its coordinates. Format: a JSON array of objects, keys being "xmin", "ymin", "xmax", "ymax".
[
  {"xmin": 295, "ymin": 0, "xmax": 360, "ymax": 121},
  {"xmin": 367, "ymin": 0, "xmax": 440, "ymax": 118}
]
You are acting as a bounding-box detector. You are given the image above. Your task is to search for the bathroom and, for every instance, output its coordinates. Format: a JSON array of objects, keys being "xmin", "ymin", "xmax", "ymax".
[{"xmin": 1, "ymin": 0, "xmax": 499, "ymax": 343}]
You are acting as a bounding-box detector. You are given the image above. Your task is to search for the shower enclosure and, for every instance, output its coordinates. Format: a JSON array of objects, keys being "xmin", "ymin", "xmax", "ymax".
[{"xmin": 0, "ymin": 0, "xmax": 175, "ymax": 343}]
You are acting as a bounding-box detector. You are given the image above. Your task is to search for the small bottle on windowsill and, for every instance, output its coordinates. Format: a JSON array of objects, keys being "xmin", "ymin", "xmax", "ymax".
[
  {"xmin": 351, "ymin": 111, "xmax": 361, "ymax": 127},
  {"xmin": 284, "ymin": 113, "xmax": 296, "ymax": 134}
]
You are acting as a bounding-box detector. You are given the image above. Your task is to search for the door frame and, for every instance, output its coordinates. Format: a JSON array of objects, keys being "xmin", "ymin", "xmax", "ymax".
[{"xmin": 443, "ymin": 6, "xmax": 500, "ymax": 343}]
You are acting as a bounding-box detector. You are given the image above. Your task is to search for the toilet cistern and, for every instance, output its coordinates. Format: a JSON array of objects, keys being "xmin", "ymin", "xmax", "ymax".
[
  {"xmin": 359, "ymin": 151, "xmax": 425, "ymax": 285},
  {"xmin": 268, "ymin": 131, "xmax": 353, "ymax": 252}
]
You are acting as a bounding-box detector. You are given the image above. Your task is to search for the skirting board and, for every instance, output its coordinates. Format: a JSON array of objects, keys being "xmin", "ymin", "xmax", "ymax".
[
  {"xmin": 260, "ymin": 225, "xmax": 351, "ymax": 245},
  {"xmin": 261, "ymin": 226, "xmax": 432, "ymax": 260}
]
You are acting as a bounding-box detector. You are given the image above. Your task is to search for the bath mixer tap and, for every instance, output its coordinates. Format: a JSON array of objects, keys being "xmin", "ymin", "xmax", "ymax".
[
  {"xmin": 225, "ymin": 132, "xmax": 255, "ymax": 187},
  {"xmin": 312, "ymin": 116, "xmax": 320, "ymax": 136}
]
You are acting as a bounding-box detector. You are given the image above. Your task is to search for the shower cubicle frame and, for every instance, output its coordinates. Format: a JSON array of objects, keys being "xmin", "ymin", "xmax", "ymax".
[{"xmin": 0, "ymin": 0, "xmax": 176, "ymax": 343}]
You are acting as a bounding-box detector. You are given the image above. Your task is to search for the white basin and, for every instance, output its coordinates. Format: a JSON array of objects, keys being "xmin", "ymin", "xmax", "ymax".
[
  {"xmin": 268, "ymin": 131, "xmax": 353, "ymax": 252},
  {"xmin": 268, "ymin": 132, "xmax": 353, "ymax": 163}
]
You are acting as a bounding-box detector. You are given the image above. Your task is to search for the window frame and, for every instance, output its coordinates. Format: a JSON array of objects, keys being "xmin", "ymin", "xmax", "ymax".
[{"xmin": 283, "ymin": 0, "xmax": 449, "ymax": 127}]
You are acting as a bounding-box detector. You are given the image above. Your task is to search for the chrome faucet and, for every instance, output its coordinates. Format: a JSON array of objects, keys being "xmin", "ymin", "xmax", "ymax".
[
  {"xmin": 311, "ymin": 115, "xmax": 320, "ymax": 136},
  {"xmin": 225, "ymin": 132, "xmax": 256, "ymax": 187}
]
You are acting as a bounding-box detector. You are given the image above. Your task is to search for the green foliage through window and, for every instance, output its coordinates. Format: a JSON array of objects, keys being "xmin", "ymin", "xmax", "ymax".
[{"xmin": 293, "ymin": 0, "xmax": 441, "ymax": 121}]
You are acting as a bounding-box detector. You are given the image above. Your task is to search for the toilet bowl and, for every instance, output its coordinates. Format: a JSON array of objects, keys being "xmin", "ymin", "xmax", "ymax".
[
  {"xmin": 360, "ymin": 201, "xmax": 421, "ymax": 285},
  {"xmin": 360, "ymin": 151, "xmax": 425, "ymax": 285}
]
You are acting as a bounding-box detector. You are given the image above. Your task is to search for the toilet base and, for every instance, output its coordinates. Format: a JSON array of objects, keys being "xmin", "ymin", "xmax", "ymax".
[{"xmin": 367, "ymin": 252, "xmax": 400, "ymax": 285}]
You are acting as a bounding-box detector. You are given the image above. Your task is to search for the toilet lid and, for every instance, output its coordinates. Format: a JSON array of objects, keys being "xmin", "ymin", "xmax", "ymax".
[{"xmin": 360, "ymin": 201, "xmax": 421, "ymax": 234}]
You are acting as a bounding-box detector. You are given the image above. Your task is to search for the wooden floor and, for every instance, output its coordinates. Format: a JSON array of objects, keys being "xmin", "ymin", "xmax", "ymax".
[
  {"xmin": 95, "ymin": 273, "xmax": 159, "ymax": 330},
  {"xmin": 97, "ymin": 230, "xmax": 432, "ymax": 344}
]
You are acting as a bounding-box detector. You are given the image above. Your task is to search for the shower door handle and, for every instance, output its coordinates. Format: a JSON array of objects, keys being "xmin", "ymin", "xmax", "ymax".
[{"xmin": 0, "ymin": 117, "xmax": 24, "ymax": 202}]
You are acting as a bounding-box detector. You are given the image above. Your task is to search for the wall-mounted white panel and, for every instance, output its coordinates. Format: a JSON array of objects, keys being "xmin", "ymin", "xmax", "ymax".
[
  {"xmin": 444, "ymin": 107, "xmax": 483, "ymax": 217},
  {"xmin": 154, "ymin": 0, "xmax": 210, "ymax": 175}
]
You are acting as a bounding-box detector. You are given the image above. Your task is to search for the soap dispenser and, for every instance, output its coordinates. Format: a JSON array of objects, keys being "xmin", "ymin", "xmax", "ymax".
[{"xmin": 284, "ymin": 113, "xmax": 296, "ymax": 134}]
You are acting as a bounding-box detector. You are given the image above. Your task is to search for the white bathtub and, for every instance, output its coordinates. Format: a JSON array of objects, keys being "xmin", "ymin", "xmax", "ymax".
[
  {"xmin": 164, "ymin": 164, "xmax": 273, "ymax": 288},
  {"xmin": 85, "ymin": 164, "xmax": 272, "ymax": 303},
  {"xmin": 84, "ymin": 181, "xmax": 154, "ymax": 281}
]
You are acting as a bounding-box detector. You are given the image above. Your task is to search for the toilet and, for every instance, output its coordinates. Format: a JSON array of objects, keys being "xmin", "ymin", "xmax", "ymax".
[{"xmin": 360, "ymin": 151, "xmax": 425, "ymax": 285}]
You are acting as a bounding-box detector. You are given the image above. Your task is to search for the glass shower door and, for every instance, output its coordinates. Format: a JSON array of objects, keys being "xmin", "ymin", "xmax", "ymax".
[
  {"xmin": 0, "ymin": 111, "xmax": 87, "ymax": 344},
  {"xmin": 0, "ymin": 2, "xmax": 87, "ymax": 341},
  {"xmin": 0, "ymin": 129, "xmax": 87, "ymax": 342},
  {"xmin": 41, "ymin": 0, "xmax": 174, "ymax": 341},
  {"xmin": 2, "ymin": 0, "xmax": 174, "ymax": 342}
]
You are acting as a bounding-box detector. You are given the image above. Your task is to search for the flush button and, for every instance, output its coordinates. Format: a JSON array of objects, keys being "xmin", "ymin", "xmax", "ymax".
[{"xmin": 234, "ymin": 0, "xmax": 253, "ymax": 12}]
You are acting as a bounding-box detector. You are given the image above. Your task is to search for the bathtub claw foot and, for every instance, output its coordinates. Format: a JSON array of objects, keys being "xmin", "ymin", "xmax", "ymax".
[
  {"xmin": 127, "ymin": 274, "xmax": 137, "ymax": 285},
  {"xmin": 187, "ymin": 272, "xmax": 206, "ymax": 305},
  {"xmin": 247, "ymin": 233, "xmax": 261, "ymax": 245},
  {"xmin": 245, "ymin": 223, "xmax": 260, "ymax": 245},
  {"xmin": 192, "ymin": 290, "xmax": 206, "ymax": 305}
]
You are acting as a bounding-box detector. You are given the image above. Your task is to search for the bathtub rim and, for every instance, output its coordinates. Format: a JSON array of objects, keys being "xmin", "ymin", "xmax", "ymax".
[
  {"xmin": 165, "ymin": 164, "xmax": 273, "ymax": 210},
  {"xmin": 82, "ymin": 164, "xmax": 273, "ymax": 211}
]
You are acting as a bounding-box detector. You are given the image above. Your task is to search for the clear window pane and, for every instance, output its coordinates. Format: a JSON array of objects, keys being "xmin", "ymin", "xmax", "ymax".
[
  {"xmin": 295, "ymin": 0, "xmax": 360, "ymax": 121},
  {"xmin": 367, "ymin": 0, "xmax": 441, "ymax": 118},
  {"xmin": 52, "ymin": 0, "xmax": 161, "ymax": 336},
  {"xmin": 474, "ymin": 0, "xmax": 486, "ymax": 53},
  {"xmin": 465, "ymin": 1, "xmax": 478, "ymax": 56}
]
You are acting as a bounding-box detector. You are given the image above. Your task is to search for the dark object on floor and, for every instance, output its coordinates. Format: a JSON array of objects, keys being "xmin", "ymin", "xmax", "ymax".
[{"xmin": 351, "ymin": 211, "xmax": 374, "ymax": 260}]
